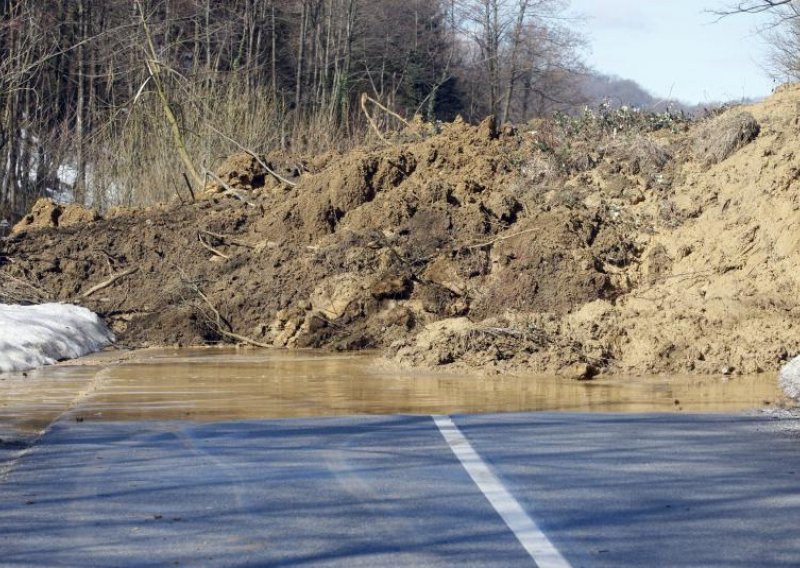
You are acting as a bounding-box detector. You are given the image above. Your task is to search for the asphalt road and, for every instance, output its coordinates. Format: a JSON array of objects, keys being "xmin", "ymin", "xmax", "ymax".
[{"xmin": 2, "ymin": 412, "xmax": 800, "ymax": 566}]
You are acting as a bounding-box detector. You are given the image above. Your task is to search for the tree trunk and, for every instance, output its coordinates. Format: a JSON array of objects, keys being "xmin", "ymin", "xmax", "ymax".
[
  {"xmin": 74, "ymin": 0, "xmax": 87, "ymax": 205},
  {"xmin": 501, "ymin": 0, "xmax": 529, "ymax": 124}
]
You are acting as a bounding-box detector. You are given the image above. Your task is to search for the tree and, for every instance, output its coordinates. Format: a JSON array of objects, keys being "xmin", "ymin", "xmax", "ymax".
[
  {"xmin": 716, "ymin": 1, "xmax": 795, "ymax": 16},
  {"xmin": 0, "ymin": 0, "xmax": 588, "ymax": 217},
  {"xmin": 0, "ymin": 0, "xmax": 62, "ymax": 217},
  {"xmin": 761, "ymin": 3, "xmax": 800, "ymax": 79},
  {"xmin": 454, "ymin": 0, "xmax": 585, "ymax": 122},
  {"xmin": 716, "ymin": 1, "xmax": 800, "ymax": 81}
]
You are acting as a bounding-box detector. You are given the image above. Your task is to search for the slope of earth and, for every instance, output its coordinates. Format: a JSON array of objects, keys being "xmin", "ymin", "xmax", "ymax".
[
  {"xmin": 604, "ymin": 87, "xmax": 800, "ymax": 375},
  {"xmin": 3, "ymin": 85, "xmax": 800, "ymax": 377}
]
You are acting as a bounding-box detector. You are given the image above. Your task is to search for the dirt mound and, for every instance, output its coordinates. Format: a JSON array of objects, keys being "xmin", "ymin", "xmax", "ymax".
[
  {"xmin": 6, "ymin": 86, "xmax": 800, "ymax": 377},
  {"xmin": 203, "ymin": 151, "xmax": 307, "ymax": 196},
  {"xmin": 11, "ymin": 198, "xmax": 99, "ymax": 234}
]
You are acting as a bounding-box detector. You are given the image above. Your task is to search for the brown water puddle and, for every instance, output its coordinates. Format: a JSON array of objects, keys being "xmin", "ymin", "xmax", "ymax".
[{"xmin": 0, "ymin": 347, "xmax": 786, "ymax": 440}]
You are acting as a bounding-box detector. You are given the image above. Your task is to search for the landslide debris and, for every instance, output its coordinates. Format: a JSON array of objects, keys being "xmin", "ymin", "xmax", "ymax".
[
  {"xmin": 691, "ymin": 111, "xmax": 760, "ymax": 166},
  {"xmin": 5, "ymin": 85, "xmax": 800, "ymax": 377},
  {"xmin": 12, "ymin": 199, "xmax": 100, "ymax": 234}
]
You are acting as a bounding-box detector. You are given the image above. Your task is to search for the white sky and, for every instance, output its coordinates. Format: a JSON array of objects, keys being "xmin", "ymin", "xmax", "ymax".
[{"xmin": 568, "ymin": 0, "xmax": 778, "ymax": 104}]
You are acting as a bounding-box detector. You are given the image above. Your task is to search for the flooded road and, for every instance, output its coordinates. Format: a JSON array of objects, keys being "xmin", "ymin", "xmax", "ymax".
[
  {"xmin": 0, "ymin": 347, "xmax": 784, "ymax": 441},
  {"xmin": 2, "ymin": 348, "xmax": 798, "ymax": 567}
]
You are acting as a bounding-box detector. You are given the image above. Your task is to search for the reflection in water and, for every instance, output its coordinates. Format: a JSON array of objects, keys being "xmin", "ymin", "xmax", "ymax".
[{"xmin": 0, "ymin": 347, "xmax": 785, "ymax": 439}]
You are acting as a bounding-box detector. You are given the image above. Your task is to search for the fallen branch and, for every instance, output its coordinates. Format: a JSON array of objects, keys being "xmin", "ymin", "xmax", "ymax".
[
  {"xmin": 205, "ymin": 124, "xmax": 297, "ymax": 187},
  {"xmin": 199, "ymin": 229, "xmax": 257, "ymax": 249},
  {"xmin": 461, "ymin": 227, "xmax": 539, "ymax": 252},
  {"xmin": 188, "ymin": 279, "xmax": 275, "ymax": 349},
  {"xmin": 81, "ymin": 266, "xmax": 139, "ymax": 298},
  {"xmin": 197, "ymin": 232, "xmax": 231, "ymax": 260},
  {"xmin": 361, "ymin": 93, "xmax": 390, "ymax": 144},
  {"xmin": 411, "ymin": 227, "xmax": 541, "ymax": 267},
  {"xmin": 362, "ymin": 93, "xmax": 413, "ymax": 128},
  {"xmin": 217, "ymin": 328, "xmax": 275, "ymax": 349},
  {"xmin": 204, "ymin": 170, "xmax": 258, "ymax": 208}
]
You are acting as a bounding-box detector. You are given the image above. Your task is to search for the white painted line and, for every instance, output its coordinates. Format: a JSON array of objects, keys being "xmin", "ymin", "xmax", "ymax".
[{"xmin": 433, "ymin": 415, "xmax": 571, "ymax": 568}]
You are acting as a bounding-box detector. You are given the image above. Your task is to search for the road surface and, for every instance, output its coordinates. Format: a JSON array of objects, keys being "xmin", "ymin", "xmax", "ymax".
[{"xmin": 2, "ymin": 412, "xmax": 800, "ymax": 566}]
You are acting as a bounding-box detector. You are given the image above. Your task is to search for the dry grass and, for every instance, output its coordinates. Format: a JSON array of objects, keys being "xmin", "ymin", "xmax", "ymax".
[
  {"xmin": 88, "ymin": 78, "xmax": 281, "ymax": 208},
  {"xmin": 85, "ymin": 72, "xmax": 369, "ymax": 209},
  {"xmin": 607, "ymin": 135, "xmax": 671, "ymax": 175},
  {"xmin": 692, "ymin": 111, "xmax": 760, "ymax": 166}
]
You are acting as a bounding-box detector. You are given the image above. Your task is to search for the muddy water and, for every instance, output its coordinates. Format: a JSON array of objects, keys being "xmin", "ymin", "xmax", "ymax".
[{"xmin": 0, "ymin": 348, "xmax": 785, "ymax": 440}]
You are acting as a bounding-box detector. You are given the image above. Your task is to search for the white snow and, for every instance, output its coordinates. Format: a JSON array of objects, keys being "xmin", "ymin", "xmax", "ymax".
[
  {"xmin": 779, "ymin": 356, "xmax": 800, "ymax": 400},
  {"xmin": 52, "ymin": 164, "xmax": 78, "ymax": 204},
  {"xmin": 0, "ymin": 303, "xmax": 114, "ymax": 373}
]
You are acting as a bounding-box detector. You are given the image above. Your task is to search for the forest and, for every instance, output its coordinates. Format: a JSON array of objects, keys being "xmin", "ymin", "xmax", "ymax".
[
  {"xmin": 0, "ymin": 0, "xmax": 597, "ymax": 217},
  {"xmin": 4, "ymin": 0, "xmax": 793, "ymax": 222}
]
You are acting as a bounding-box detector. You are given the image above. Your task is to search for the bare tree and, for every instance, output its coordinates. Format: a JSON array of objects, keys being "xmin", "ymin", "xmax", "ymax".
[
  {"xmin": 716, "ymin": 1, "xmax": 796, "ymax": 16},
  {"xmin": 454, "ymin": 0, "xmax": 584, "ymax": 122},
  {"xmin": 715, "ymin": 1, "xmax": 800, "ymax": 80},
  {"xmin": 0, "ymin": 0, "xmax": 588, "ymax": 217}
]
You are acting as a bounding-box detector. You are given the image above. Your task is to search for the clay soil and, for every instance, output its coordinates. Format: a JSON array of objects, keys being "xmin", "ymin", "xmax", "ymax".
[{"xmin": 4, "ymin": 86, "xmax": 800, "ymax": 377}]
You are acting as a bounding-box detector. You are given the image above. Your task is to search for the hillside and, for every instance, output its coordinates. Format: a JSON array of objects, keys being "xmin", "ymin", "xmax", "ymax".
[
  {"xmin": 576, "ymin": 72, "xmax": 719, "ymax": 114},
  {"xmin": 3, "ymin": 85, "xmax": 800, "ymax": 377}
]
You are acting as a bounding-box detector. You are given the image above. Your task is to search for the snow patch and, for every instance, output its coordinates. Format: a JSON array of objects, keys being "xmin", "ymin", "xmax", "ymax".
[
  {"xmin": 779, "ymin": 356, "xmax": 800, "ymax": 400},
  {"xmin": 0, "ymin": 303, "xmax": 114, "ymax": 373}
]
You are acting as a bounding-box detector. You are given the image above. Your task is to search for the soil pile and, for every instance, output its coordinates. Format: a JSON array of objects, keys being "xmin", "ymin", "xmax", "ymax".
[
  {"xmin": 12, "ymin": 199, "xmax": 100, "ymax": 233},
  {"xmin": 4, "ymin": 85, "xmax": 800, "ymax": 376}
]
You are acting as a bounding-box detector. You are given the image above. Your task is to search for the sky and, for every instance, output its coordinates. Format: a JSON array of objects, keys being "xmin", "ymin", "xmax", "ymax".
[{"xmin": 568, "ymin": 0, "xmax": 778, "ymax": 104}]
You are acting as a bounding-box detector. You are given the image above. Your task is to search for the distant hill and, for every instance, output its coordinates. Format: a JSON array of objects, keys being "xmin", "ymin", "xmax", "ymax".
[
  {"xmin": 577, "ymin": 73, "xmax": 660, "ymax": 108},
  {"xmin": 576, "ymin": 72, "xmax": 735, "ymax": 115}
]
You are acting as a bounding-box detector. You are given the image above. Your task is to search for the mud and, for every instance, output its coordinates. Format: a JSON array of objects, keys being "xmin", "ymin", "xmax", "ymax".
[
  {"xmin": 5, "ymin": 86, "xmax": 800, "ymax": 376},
  {"xmin": 0, "ymin": 349, "xmax": 785, "ymax": 444}
]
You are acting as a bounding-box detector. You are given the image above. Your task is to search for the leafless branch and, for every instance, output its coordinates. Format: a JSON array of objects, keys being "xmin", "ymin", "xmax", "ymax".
[{"xmin": 81, "ymin": 267, "xmax": 139, "ymax": 298}]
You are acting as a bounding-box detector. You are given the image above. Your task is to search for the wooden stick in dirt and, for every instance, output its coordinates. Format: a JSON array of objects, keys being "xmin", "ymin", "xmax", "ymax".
[
  {"xmin": 217, "ymin": 328, "xmax": 275, "ymax": 349},
  {"xmin": 460, "ymin": 227, "xmax": 539, "ymax": 252},
  {"xmin": 189, "ymin": 280, "xmax": 275, "ymax": 349},
  {"xmin": 182, "ymin": 172, "xmax": 196, "ymax": 202},
  {"xmin": 197, "ymin": 232, "xmax": 231, "ymax": 260},
  {"xmin": 204, "ymin": 170, "xmax": 258, "ymax": 208},
  {"xmin": 205, "ymin": 124, "xmax": 297, "ymax": 187},
  {"xmin": 199, "ymin": 229, "xmax": 258, "ymax": 249},
  {"xmin": 362, "ymin": 93, "xmax": 413, "ymax": 128},
  {"xmin": 81, "ymin": 266, "xmax": 139, "ymax": 298},
  {"xmin": 361, "ymin": 93, "xmax": 390, "ymax": 144}
]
